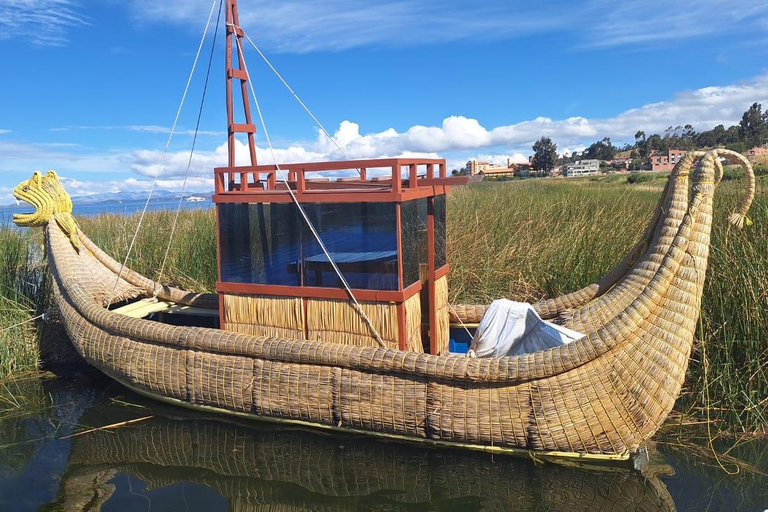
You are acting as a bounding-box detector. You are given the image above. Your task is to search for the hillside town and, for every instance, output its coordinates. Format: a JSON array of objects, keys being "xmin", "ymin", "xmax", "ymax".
[{"xmin": 461, "ymin": 102, "xmax": 768, "ymax": 179}]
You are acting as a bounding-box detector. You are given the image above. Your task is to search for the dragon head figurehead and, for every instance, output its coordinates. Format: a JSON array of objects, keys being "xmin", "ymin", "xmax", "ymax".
[{"xmin": 13, "ymin": 171, "xmax": 80, "ymax": 250}]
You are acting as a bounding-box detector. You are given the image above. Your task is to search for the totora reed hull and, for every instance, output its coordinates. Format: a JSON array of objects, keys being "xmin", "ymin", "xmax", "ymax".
[{"xmin": 24, "ymin": 148, "xmax": 755, "ymax": 462}]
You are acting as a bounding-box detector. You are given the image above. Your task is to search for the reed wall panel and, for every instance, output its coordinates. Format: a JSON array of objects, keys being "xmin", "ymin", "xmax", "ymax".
[
  {"xmin": 338, "ymin": 368, "xmax": 428, "ymax": 437},
  {"xmin": 252, "ymin": 359, "xmax": 335, "ymax": 424},
  {"xmin": 187, "ymin": 351, "xmax": 254, "ymax": 413},
  {"xmin": 223, "ymin": 294, "xmax": 304, "ymax": 339},
  {"xmin": 404, "ymin": 292, "xmax": 423, "ymax": 353},
  {"xmin": 55, "ymin": 279, "xmax": 190, "ymax": 402},
  {"xmin": 122, "ymin": 341, "xmax": 189, "ymax": 402},
  {"xmin": 306, "ymin": 299, "xmax": 399, "ymax": 349},
  {"xmin": 434, "ymin": 275, "xmax": 450, "ymax": 354},
  {"xmin": 425, "ymin": 381, "xmax": 529, "ymax": 446}
]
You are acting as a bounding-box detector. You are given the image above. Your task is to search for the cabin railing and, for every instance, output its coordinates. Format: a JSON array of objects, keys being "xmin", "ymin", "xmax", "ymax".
[{"xmin": 213, "ymin": 158, "xmax": 460, "ymax": 200}]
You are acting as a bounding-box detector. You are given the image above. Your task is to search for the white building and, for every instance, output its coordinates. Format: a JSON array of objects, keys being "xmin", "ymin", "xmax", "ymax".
[{"xmin": 565, "ymin": 159, "xmax": 600, "ymax": 177}]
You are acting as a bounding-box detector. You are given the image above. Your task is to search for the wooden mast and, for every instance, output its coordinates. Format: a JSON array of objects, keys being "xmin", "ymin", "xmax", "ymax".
[{"xmin": 225, "ymin": 0, "xmax": 257, "ymax": 167}]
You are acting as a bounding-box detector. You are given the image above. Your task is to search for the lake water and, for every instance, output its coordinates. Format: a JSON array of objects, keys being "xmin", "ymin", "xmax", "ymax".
[
  {"xmin": 0, "ymin": 371, "xmax": 766, "ymax": 512},
  {"xmin": 0, "ymin": 198, "xmax": 213, "ymax": 225}
]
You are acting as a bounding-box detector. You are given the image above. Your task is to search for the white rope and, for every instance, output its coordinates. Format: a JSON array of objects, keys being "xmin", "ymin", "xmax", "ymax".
[
  {"xmin": 155, "ymin": 0, "xmax": 223, "ymax": 289},
  {"xmin": 0, "ymin": 312, "xmax": 47, "ymax": 334},
  {"xmin": 108, "ymin": 0, "xmax": 219, "ymax": 304},
  {"xmin": 239, "ymin": 30, "xmax": 362, "ymax": 175},
  {"xmin": 448, "ymin": 302, "xmax": 475, "ymax": 340},
  {"xmin": 233, "ymin": 32, "xmax": 386, "ymax": 348}
]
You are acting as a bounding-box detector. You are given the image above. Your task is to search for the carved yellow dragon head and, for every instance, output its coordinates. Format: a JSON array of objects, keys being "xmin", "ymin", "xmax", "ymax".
[{"xmin": 13, "ymin": 171, "xmax": 80, "ymax": 249}]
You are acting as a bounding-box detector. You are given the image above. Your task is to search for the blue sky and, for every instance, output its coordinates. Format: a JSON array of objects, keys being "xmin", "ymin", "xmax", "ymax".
[{"xmin": 1, "ymin": 0, "xmax": 768, "ymax": 202}]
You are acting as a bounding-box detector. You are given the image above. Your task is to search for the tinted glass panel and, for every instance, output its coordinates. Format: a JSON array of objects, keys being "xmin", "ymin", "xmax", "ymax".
[
  {"xmin": 401, "ymin": 199, "xmax": 428, "ymax": 287},
  {"xmin": 219, "ymin": 202, "xmax": 398, "ymax": 290},
  {"xmin": 302, "ymin": 203, "xmax": 398, "ymax": 290},
  {"xmin": 434, "ymin": 195, "xmax": 447, "ymax": 269},
  {"xmin": 219, "ymin": 203, "xmax": 302, "ymax": 286}
]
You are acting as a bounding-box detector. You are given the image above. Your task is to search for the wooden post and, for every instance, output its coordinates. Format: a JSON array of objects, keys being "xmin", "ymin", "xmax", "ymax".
[
  {"xmin": 225, "ymin": 0, "xmax": 257, "ymax": 167},
  {"xmin": 427, "ymin": 197, "xmax": 437, "ymax": 354}
]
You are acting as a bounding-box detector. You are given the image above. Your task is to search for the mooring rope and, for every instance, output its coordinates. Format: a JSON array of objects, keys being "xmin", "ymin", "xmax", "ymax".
[
  {"xmin": 0, "ymin": 312, "xmax": 48, "ymax": 334},
  {"xmin": 232, "ymin": 31, "xmax": 386, "ymax": 349},
  {"xmin": 155, "ymin": 0, "xmax": 224, "ymax": 290},
  {"xmin": 108, "ymin": 0, "xmax": 219, "ymax": 305}
]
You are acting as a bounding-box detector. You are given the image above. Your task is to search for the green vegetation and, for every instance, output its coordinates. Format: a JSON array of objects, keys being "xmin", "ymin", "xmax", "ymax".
[
  {"xmin": 532, "ymin": 136, "xmax": 558, "ymax": 174},
  {"xmin": 567, "ymin": 103, "xmax": 768, "ymax": 163},
  {"xmin": 0, "ymin": 228, "xmax": 43, "ymax": 378},
  {"xmin": 77, "ymin": 209, "xmax": 217, "ymax": 292}
]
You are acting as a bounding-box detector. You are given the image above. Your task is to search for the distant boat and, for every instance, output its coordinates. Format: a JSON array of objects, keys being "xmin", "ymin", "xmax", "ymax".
[{"xmin": 185, "ymin": 195, "xmax": 206, "ymax": 202}]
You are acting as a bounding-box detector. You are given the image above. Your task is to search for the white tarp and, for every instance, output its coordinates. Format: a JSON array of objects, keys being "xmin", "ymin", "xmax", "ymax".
[{"xmin": 467, "ymin": 299, "xmax": 586, "ymax": 358}]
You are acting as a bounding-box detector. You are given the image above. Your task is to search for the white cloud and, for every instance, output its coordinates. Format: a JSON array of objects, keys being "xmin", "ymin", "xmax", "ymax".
[
  {"xmin": 49, "ymin": 125, "xmax": 225, "ymax": 137},
  {"xmin": 125, "ymin": 0, "xmax": 560, "ymax": 53},
  {"xmin": 0, "ymin": 129, "xmax": 10, "ymax": 134},
  {"xmin": 582, "ymin": 0, "xmax": 768, "ymax": 49},
  {"xmin": 57, "ymin": 175, "xmax": 215, "ymax": 197},
  {"xmin": 2, "ymin": 0, "xmax": 766, "ymax": 51},
  {"xmin": 0, "ymin": 0, "xmax": 87, "ymax": 46},
  {"xmin": 123, "ymin": 0, "xmax": 768, "ymax": 53},
  {"xmin": 3, "ymin": 71, "xmax": 768, "ymax": 204}
]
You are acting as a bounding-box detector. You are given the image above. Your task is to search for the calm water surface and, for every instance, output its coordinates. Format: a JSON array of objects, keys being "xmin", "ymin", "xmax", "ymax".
[
  {"xmin": 0, "ymin": 198, "xmax": 213, "ymax": 225},
  {"xmin": 0, "ymin": 372, "xmax": 766, "ymax": 512}
]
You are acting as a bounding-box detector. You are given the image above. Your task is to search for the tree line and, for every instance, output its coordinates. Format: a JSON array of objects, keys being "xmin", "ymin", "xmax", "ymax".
[{"xmin": 531, "ymin": 102, "xmax": 768, "ymax": 173}]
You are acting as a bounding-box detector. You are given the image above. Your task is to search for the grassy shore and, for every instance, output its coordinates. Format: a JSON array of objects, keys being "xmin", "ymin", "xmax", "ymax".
[{"xmin": 1, "ymin": 170, "xmax": 766, "ymax": 432}]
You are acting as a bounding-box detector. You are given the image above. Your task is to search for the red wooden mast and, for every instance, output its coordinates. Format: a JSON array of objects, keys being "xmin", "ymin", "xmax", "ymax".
[{"xmin": 225, "ymin": 0, "xmax": 258, "ymax": 167}]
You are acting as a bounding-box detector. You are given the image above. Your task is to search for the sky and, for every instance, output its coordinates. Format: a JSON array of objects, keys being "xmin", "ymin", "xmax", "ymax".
[{"xmin": 1, "ymin": 0, "xmax": 768, "ymax": 203}]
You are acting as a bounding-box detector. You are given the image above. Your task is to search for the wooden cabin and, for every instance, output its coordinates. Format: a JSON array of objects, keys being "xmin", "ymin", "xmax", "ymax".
[{"xmin": 212, "ymin": 159, "xmax": 466, "ymax": 354}]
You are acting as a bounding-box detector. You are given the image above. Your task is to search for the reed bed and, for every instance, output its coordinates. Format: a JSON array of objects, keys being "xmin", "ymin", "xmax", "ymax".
[
  {"xmin": 0, "ymin": 227, "xmax": 43, "ymax": 378},
  {"xmin": 76, "ymin": 208, "xmax": 217, "ymax": 293}
]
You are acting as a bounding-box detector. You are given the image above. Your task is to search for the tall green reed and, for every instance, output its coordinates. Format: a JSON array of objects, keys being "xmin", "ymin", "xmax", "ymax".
[{"xmin": 0, "ymin": 227, "xmax": 43, "ymax": 377}]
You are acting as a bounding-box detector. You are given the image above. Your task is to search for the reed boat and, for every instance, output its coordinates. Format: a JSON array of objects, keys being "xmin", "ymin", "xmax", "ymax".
[{"xmin": 11, "ymin": 0, "xmax": 757, "ymax": 463}]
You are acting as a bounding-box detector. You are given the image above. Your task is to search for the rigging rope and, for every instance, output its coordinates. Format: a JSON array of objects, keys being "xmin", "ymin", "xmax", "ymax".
[
  {"xmin": 448, "ymin": 303, "xmax": 475, "ymax": 342},
  {"xmin": 108, "ymin": 0, "xmax": 219, "ymax": 304},
  {"xmin": 232, "ymin": 30, "xmax": 386, "ymax": 349},
  {"xmin": 240, "ymin": 31, "xmax": 362, "ymax": 175},
  {"xmin": 0, "ymin": 313, "xmax": 48, "ymax": 334},
  {"xmin": 155, "ymin": 0, "xmax": 224, "ymax": 289}
]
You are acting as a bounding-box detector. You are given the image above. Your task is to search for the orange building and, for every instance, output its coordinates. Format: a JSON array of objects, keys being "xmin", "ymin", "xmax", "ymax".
[{"xmin": 649, "ymin": 149, "xmax": 687, "ymax": 172}]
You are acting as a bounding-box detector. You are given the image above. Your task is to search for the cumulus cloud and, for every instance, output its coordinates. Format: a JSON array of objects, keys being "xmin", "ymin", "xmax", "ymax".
[
  {"xmin": 2, "ymin": 71, "xmax": 768, "ymax": 204},
  {"xmin": 0, "ymin": 0, "xmax": 87, "ymax": 46}
]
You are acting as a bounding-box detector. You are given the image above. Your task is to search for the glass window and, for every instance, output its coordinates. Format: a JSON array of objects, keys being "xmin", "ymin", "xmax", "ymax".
[
  {"xmin": 219, "ymin": 202, "xmax": 398, "ymax": 290},
  {"xmin": 434, "ymin": 194, "xmax": 447, "ymax": 269},
  {"xmin": 219, "ymin": 203, "xmax": 302, "ymax": 286},
  {"xmin": 302, "ymin": 203, "xmax": 399, "ymax": 290},
  {"xmin": 401, "ymin": 199, "xmax": 428, "ymax": 287}
]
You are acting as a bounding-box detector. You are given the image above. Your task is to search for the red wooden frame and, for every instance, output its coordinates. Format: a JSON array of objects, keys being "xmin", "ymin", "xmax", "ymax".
[
  {"xmin": 212, "ymin": 158, "xmax": 469, "ymax": 203},
  {"xmin": 225, "ymin": 0, "xmax": 257, "ymax": 168},
  {"xmin": 217, "ymin": 281, "xmax": 422, "ymax": 303},
  {"xmin": 216, "ymin": 2, "xmax": 461, "ymax": 352}
]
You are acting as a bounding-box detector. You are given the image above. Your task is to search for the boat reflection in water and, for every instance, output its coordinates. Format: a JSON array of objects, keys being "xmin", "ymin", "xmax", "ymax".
[{"xmin": 52, "ymin": 397, "xmax": 676, "ymax": 511}]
